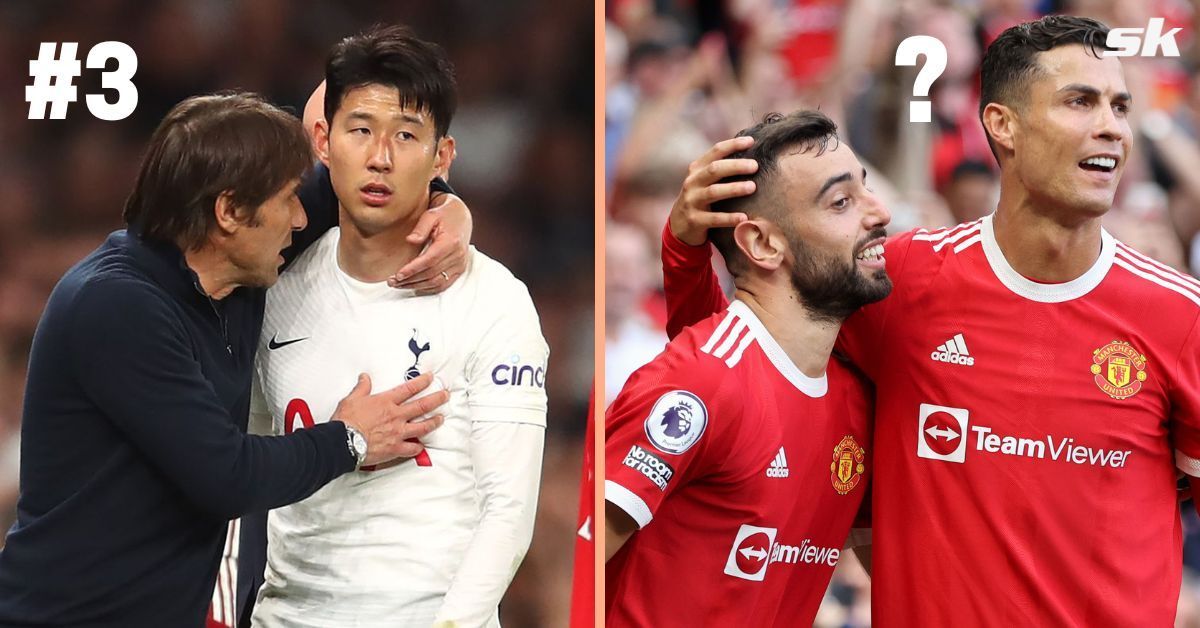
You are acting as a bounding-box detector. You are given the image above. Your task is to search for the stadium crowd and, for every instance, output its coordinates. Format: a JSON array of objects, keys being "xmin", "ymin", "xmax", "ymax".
[
  {"xmin": 605, "ymin": 0, "xmax": 1200, "ymax": 624},
  {"xmin": 0, "ymin": 1, "xmax": 591, "ymax": 625}
]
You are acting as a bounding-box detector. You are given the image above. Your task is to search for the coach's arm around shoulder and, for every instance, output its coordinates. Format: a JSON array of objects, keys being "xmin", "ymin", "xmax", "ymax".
[{"xmin": 70, "ymin": 279, "xmax": 448, "ymax": 519}]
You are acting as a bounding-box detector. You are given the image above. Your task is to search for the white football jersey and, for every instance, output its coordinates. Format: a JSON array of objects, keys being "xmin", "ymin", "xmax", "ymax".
[{"xmin": 249, "ymin": 228, "xmax": 548, "ymax": 627}]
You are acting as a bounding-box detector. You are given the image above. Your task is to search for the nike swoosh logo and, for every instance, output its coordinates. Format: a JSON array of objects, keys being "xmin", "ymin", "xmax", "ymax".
[{"xmin": 268, "ymin": 334, "xmax": 309, "ymax": 350}]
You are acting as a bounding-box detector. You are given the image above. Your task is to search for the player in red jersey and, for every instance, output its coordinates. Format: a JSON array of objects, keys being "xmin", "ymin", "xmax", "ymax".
[
  {"xmin": 605, "ymin": 111, "xmax": 889, "ymax": 627},
  {"xmin": 662, "ymin": 15, "xmax": 1200, "ymax": 626}
]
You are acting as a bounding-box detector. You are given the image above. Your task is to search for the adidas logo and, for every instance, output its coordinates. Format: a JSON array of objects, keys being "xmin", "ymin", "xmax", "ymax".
[
  {"xmin": 931, "ymin": 333, "xmax": 974, "ymax": 366},
  {"xmin": 766, "ymin": 447, "xmax": 789, "ymax": 478}
]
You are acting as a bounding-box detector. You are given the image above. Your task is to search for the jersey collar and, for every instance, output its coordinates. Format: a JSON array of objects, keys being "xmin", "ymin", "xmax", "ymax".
[
  {"xmin": 327, "ymin": 227, "xmax": 422, "ymax": 300},
  {"xmin": 729, "ymin": 300, "xmax": 828, "ymax": 398},
  {"xmin": 979, "ymin": 213, "xmax": 1115, "ymax": 303}
]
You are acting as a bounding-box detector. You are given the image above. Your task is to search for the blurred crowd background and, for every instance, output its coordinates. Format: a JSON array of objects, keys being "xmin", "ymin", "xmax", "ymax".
[
  {"xmin": 605, "ymin": 0, "xmax": 1200, "ymax": 624},
  {"xmin": 0, "ymin": 1, "xmax": 592, "ymax": 625}
]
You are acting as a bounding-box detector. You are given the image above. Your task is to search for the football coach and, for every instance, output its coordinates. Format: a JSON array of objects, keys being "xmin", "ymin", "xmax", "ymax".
[{"xmin": 0, "ymin": 92, "xmax": 461, "ymax": 627}]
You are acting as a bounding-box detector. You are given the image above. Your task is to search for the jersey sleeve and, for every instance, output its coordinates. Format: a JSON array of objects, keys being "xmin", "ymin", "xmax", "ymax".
[
  {"xmin": 661, "ymin": 224, "xmax": 730, "ymax": 340},
  {"xmin": 836, "ymin": 232, "xmax": 918, "ymax": 379},
  {"xmin": 604, "ymin": 357, "xmax": 722, "ymax": 528},
  {"xmin": 434, "ymin": 421, "xmax": 543, "ymax": 627},
  {"xmin": 1170, "ymin": 314, "xmax": 1200, "ymax": 475},
  {"xmin": 465, "ymin": 264, "xmax": 549, "ymax": 427}
]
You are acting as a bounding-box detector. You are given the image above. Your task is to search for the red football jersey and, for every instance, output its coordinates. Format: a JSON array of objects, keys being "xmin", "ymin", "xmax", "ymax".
[
  {"xmin": 605, "ymin": 300, "xmax": 873, "ymax": 627},
  {"xmin": 661, "ymin": 216, "xmax": 1200, "ymax": 626},
  {"xmin": 569, "ymin": 386, "xmax": 595, "ymax": 628}
]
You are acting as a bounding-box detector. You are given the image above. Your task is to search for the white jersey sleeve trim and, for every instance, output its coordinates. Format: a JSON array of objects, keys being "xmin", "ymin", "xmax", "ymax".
[
  {"xmin": 1176, "ymin": 449, "xmax": 1200, "ymax": 476},
  {"xmin": 980, "ymin": 213, "xmax": 1115, "ymax": 303},
  {"xmin": 605, "ymin": 480, "xmax": 653, "ymax": 528}
]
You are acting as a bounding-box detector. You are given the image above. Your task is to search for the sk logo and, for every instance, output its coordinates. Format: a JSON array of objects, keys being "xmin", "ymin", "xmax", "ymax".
[{"xmin": 406, "ymin": 330, "xmax": 431, "ymax": 381}]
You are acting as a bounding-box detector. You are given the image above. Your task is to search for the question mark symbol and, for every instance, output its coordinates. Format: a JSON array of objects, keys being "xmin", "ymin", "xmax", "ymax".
[{"xmin": 895, "ymin": 36, "xmax": 948, "ymax": 123}]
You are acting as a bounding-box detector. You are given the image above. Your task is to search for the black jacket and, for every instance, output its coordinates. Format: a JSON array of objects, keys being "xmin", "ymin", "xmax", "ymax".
[{"xmin": 0, "ymin": 164, "xmax": 364, "ymax": 627}]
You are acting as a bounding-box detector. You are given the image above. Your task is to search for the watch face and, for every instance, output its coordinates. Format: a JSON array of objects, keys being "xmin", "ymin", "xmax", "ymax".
[{"xmin": 353, "ymin": 433, "xmax": 367, "ymax": 455}]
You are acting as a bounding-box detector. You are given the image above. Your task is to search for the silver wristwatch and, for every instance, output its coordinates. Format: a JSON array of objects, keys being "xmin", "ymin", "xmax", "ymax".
[{"xmin": 344, "ymin": 424, "xmax": 368, "ymax": 468}]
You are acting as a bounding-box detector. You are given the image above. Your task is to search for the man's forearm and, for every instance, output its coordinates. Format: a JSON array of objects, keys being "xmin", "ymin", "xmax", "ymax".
[
  {"xmin": 604, "ymin": 500, "xmax": 638, "ymax": 561},
  {"xmin": 71, "ymin": 280, "xmax": 356, "ymax": 518},
  {"xmin": 434, "ymin": 422, "xmax": 544, "ymax": 626},
  {"xmin": 661, "ymin": 223, "xmax": 730, "ymax": 339}
]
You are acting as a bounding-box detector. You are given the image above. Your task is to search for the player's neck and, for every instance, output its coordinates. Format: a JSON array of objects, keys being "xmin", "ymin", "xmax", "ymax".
[
  {"xmin": 185, "ymin": 242, "xmax": 241, "ymax": 300},
  {"xmin": 733, "ymin": 286, "xmax": 837, "ymax": 379},
  {"xmin": 993, "ymin": 191, "xmax": 1104, "ymax": 283},
  {"xmin": 336, "ymin": 211, "xmax": 424, "ymax": 283}
]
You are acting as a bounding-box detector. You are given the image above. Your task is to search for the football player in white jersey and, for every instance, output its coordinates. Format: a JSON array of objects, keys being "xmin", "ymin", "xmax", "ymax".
[{"xmin": 248, "ymin": 25, "xmax": 549, "ymax": 628}]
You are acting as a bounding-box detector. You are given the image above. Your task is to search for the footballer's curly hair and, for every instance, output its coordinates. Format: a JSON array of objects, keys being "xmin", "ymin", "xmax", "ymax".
[{"xmin": 123, "ymin": 92, "xmax": 312, "ymax": 250}]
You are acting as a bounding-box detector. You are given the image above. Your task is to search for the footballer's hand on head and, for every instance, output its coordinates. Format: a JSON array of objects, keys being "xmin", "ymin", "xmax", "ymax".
[
  {"xmin": 390, "ymin": 193, "xmax": 472, "ymax": 294},
  {"xmin": 333, "ymin": 372, "xmax": 448, "ymax": 467},
  {"xmin": 669, "ymin": 136, "xmax": 757, "ymax": 246}
]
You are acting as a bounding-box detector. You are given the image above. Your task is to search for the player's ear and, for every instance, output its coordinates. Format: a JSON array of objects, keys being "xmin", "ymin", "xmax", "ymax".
[
  {"xmin": 733, "ymin": 219, "xmax": 785, "ymax": 272},
  {"xmin": 982, "ymin": 102, "xmax": 1017, "ymax": 155},
  {"xmin": 432, "ymin": 134, "xmax": 455, "ymax": 181},
  {"xmin": 314, "ymin": 119, "xmax": 332, "ymax": 167},
  {"xmin": 302, "ymin": 80, "xmax": 326, "ymax": 145},
  {"xmin": 212, "ymin": 190, "xmax": 246, "ymax": 236}
]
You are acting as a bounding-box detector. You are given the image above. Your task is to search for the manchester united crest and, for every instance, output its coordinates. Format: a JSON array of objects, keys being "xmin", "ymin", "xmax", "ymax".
[
  {"xmin": 830, "ymin": 435, "xmax": 866, "ymax": 495},
  {"xmin": 1089, "ymin": 340, "xmax": 1148, "ymax": 400}
]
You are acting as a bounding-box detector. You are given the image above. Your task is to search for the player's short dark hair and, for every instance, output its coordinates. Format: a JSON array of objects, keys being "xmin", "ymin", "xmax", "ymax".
[
  {"xmin": 979, "ymin": 15, "xmax": 1112, "ymax": 159},
  {"xmin": 324, "ymin": 24, "xmax": 457, "ymax": 138},
  {"xmin": 711, "ymin": 110, "xmax": 840, "ymax": 274},
  {"xmin": 123, "ymin": 92, "xmax": 312, "ymax": 250}
]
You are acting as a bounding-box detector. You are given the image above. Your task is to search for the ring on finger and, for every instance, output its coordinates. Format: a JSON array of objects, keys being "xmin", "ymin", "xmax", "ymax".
[{"xmin": 440, "ymin": 271, "xmax": 449, "ymax": 282}]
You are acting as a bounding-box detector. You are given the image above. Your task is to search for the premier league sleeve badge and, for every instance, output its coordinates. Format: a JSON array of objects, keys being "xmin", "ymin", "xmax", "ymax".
[{"xmin": 643, "ymin": 390, "xmax": 708, "ymax": 455}]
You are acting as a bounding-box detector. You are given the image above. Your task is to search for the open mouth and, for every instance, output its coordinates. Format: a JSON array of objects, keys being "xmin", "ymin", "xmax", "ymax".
[
  {"xmin": 1079, "ymin": 156, "xmax": 1117, "ymax": 174},
  {"xmin": 855, "ymin": 243, "xmax": 884, "ymax": 261},
  {"xmin": 360, "ymin": 182, "xmax": 393, "ymax": 206},
  {"xmin": 854, "ymin": 235, "xmax": 887, "ymax": 266}
]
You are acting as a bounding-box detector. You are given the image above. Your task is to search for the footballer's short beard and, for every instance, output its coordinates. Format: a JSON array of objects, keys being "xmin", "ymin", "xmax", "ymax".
[{"xmin": 787, "ymin": 229, "xmax": 892, "ymax": 324}]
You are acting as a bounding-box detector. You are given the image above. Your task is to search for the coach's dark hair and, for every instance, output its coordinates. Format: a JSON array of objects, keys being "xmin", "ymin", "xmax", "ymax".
[
  {"xmin": 711, "ymin": 110, "xmax": 839, "ymax": 274},
  {"xmin": 324, "ymin": 24, "xmax": 457, "ymax": 138},
  {"xmin": 123, "ymin": 92, "xmax": 312, "ymax": 250},
  {"xmin": 979, "ymin": 15, "xmax": 1112, "ymax": 159}
]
